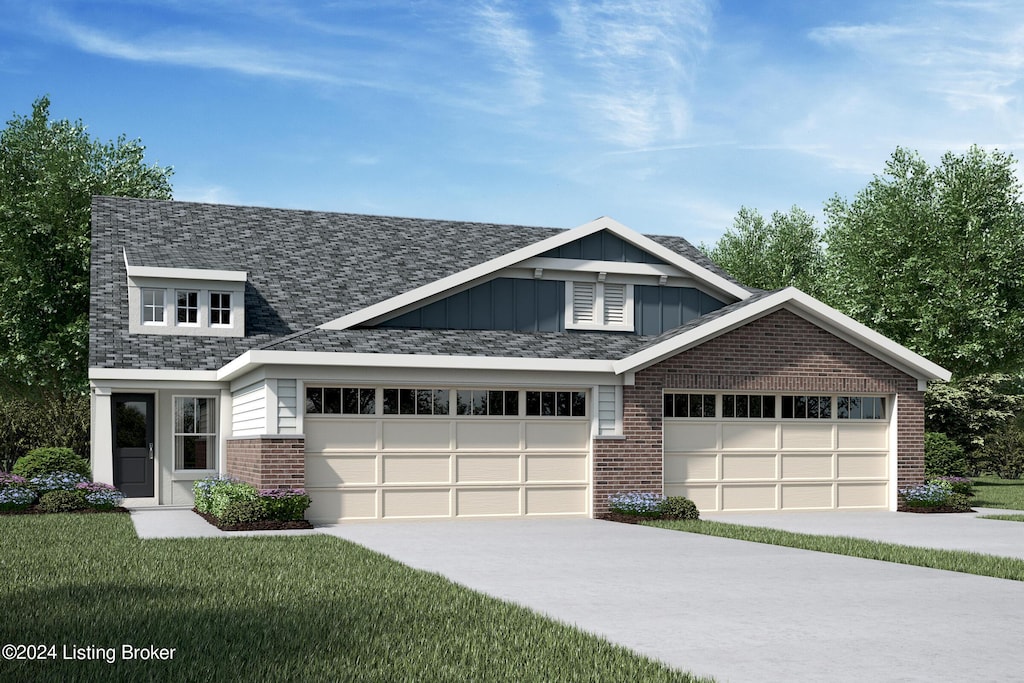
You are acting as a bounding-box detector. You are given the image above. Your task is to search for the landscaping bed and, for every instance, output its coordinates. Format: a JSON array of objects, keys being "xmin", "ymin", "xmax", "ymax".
[
  {"xmin": 0, "ymin": 505, "xmax": 129, "ymax": 516},
  {"xmin": 193, "ymin": 507, "xmax": 313, "ymax": 531},
  {"xmin": 898, "ymin": 504, "xmax": 975, "ymax": 514}
]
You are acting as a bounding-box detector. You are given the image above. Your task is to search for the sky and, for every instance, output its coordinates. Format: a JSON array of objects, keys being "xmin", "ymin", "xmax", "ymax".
[{"xmin": 2, "ymin": 0, "xmax": 1023, "ymax": 245}]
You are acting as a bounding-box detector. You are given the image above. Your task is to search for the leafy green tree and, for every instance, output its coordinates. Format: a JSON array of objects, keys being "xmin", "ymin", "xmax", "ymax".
[
  {"xmin": 925, "ymin": 374, "xmax": 1024, "ymax": 468},
  {"xmin": 702, "ymin": 205, "xmax": 825, "ymax": 296},
  {"xmin": 0, "ymin": 96, "xmax": 173, "ymax": 399},
  {"xmin": 823, "ymin": 146, "xmax": 1024, "ymax": 377}
]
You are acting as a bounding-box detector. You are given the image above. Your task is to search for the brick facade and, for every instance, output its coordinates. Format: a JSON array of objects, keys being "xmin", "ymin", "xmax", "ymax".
[
  {"xmin": 225, "ymin": 436, "xmax": 306, "ymax": 490},
  {"xmin": 592, "ymin": 309, "xmax": 926, "ymax": 513}
]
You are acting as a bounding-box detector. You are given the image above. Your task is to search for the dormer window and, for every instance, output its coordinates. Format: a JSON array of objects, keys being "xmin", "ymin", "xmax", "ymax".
[
  {"xmin": 210, "ymin": 292, "xmax": 232, "ymax": 326},
  {"xmin": 142, "ymin": 288, "xmax": 165, "ymax": 324},
  {"xmin": 565, "ymin": 281, "xmax": 633, "ymax": 331},
  {"xmin": 176, "ymin": 290, "xmax": 199, "ymax": 325}
]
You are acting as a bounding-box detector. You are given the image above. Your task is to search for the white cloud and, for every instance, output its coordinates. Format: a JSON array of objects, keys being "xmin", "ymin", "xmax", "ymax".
[
  {"xmin": 472, "ymin": 2, "xmax": 543, "ymax": 107},
  {"xmin": 173, "ymin": 184, "xmax": 241, "ymax": 205}
]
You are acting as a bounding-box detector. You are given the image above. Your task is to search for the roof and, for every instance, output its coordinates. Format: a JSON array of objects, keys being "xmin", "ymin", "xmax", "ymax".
[{"xmin": 90, "ymin": 196, "xmax": 745, "ymax": 371}]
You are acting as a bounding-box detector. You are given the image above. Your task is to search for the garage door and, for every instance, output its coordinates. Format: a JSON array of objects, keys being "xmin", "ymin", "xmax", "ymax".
[
  {"xmin": 303, "ymin": 387, "xmax": 590, "ymax": 522},
  {"xmin": 664, "ymin": 393, "xmax": 890, "ymax": 511}
]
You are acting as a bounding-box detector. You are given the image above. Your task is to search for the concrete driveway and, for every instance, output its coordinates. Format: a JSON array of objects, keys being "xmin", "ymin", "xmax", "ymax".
[{"xmin": 324, "ymin": 517, "xmax": 1024, "ymax": 683}]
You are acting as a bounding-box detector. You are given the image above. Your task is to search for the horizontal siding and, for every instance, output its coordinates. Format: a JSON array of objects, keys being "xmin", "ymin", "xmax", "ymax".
[
  {"xmin": 232, "ymin": 382, "xmax": 266, "ymax": 436},
  {"xmin": 277, "ymin": 379, "xmax": 298, "ymax": 434}
]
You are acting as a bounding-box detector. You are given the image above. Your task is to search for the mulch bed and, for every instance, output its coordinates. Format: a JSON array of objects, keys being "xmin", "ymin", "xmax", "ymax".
[
  {"xmin": 598, "ymin": 512, "xmax": 678, "ymax": 524},
  {"xmin": 193, "ymin": 508, "xmax": 314, "ymax": 532},
  {"xmin": 898, "ymin": 505, "xmax": 975, "ymax": 514},
  {"xmin": 0, "ymin": 506, "xmax": 130, "ymax": 516}
]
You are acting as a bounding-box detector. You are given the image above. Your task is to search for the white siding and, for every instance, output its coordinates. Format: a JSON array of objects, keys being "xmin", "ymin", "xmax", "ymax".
[
  {"xmin": 232, "ymin": 382, "xmax": 266, "ymax": 436},
  {"xmin": 277, "ymin": 379, "xmax": 298, "ymax": 434},
  {"xmin": 597, "ymin": 385, "xmax": 619, "ymax": 435}
]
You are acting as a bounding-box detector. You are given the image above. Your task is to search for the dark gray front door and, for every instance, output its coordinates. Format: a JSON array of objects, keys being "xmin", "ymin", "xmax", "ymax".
[{"xmin": 113, "ymin": 394, "xmax": 155, "ymax": 498}]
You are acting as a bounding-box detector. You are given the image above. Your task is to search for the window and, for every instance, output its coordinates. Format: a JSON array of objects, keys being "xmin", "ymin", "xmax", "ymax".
[
  {"xmin": 525, "ymin": 391, "xmax": 587, "ymax": 417},
  {"xmin": 176, "ymin": 290, "xmax": 199, "ymax": 325},
  {"xmin": 781, "ymin": 395, "xmax": 832, "ymax": 419},
  {"xmin": 305, "ymin": 387, "xmax": 375, "ymax": 415},
  {"xmin": 382, "ymin": 388, "xmax": 450, "ymax": 415},
  {"xmin": 210, "ymin": 292, "xmax": 231, "ymax": 326},
  {"xmin": 837, "ymin": 396, "xmax": 886, "ymax": 420},
  {"xmin": 174, "ymin": 397, "xmax": 216, "ymax": 470},
  {"xmin": 722, "ymin": 394, "xmax": 776, "ymax": 419},
  {"xmin": 142, "ymin": 288, "xmax": 165, "ymax": 324},
  {"xmin": 456, "ymin": 390, "xmax": 518, "ymax": 416},
  {"xmin": 663, "ymin": 393, "xmax": 716, "ymax": 418},
  {"xmin": 566, "ymin": 281, "xmax": 633, "ymax": 330}
]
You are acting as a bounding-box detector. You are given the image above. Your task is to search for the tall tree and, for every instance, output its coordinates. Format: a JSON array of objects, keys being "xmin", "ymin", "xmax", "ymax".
[
  {"xmin": 0, "ymin": 96, "xmax": 173, "ymax": 399},
  {"xmin": 702, "ymin": 205, "xmax": 825, "ymax": 296},
  {"xmin": 824, "ymin": 146, "xmax": 1024, "ymax": 377}
]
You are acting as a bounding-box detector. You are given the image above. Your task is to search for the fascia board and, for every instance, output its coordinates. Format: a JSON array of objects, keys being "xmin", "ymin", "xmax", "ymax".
[
  {"xmin": 217, "ymin": 350, "xmax": 615, "ymax": 382},
  {"xmin": 88, "ymin": 368, "xmax": 220, "ymax": 382},
  {"xmin": 613, "ymin": 287, "xmax": 952, "ymax": 381},
  {"xmin": 126, "ymin": 264, "xmax": 248, "ymax": 282}
]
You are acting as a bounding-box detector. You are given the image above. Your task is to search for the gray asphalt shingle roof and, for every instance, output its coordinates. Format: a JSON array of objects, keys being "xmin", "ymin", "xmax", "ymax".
[{"xmin": 90, "ymin": 196, "xmax": 752, "ymax": 370}]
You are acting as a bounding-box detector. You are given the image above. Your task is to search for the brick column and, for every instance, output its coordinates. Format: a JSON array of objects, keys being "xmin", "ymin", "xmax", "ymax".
[{"xmin": 226, "ymin": 436, "xmax": 305, "ymax": 490}]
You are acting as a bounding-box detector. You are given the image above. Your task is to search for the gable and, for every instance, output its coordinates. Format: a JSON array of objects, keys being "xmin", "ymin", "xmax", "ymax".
[{"xmin": 538, "ymin": 231, "xmax": 667, "ymax": 264}]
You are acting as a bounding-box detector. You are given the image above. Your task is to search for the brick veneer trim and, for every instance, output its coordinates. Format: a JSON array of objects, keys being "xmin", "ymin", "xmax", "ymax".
[
  {"xmin": 226, "ymin": 436, "xmax": 306, "ymax": 490},
  {"xmin": 592, "ymin": 309, "xmax": 926, "ymax": 513}
]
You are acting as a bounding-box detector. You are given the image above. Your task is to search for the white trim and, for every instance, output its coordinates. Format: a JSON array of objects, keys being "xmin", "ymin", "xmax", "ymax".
[
  {"xmin": 564, "ymin": 281, "xmax": 634, "ymax": 331},
  {"xmin": 613, "ymin": 288, "xmax": 951, "ymax": 382},
  {"xmin": 522, "ymin": 257, "xmax": 680, "ymax": 278},
  {"xmin": 126, "ymin": 263, "xmax": 248, "ymax": 282},
  {"xmin": 89, "ymin": 369, "xmax": 220, "ymax": 381},
  {"xmin": 319, "ymin": 216, "xmax": 750, "ymax": 331}
]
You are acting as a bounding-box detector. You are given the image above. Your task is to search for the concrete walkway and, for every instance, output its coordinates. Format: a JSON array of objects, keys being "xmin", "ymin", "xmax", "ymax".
[
  {"xmin": 128, "ymin": 506, "xmax": 320, "ymax": 539},
  {"xmin": 702, "ymin": 507, "xmax": 1024, "ymax": 559},
  {"xmin": 323, "ymin": 518, "xmax": 1024, "ymax": 683}
]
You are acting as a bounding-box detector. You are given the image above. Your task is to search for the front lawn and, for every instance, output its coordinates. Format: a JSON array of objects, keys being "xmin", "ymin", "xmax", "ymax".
[
  {"xmin": 0, "ymin": 514, "xmax": 707, "ymax": 683},
  {"xmin": 644, "ymin": 519, "xmax": 1024, "ymax": 581},
  {"xmin": 971, "ymin": 476, "xmax": 1024, "ymax": 510}
]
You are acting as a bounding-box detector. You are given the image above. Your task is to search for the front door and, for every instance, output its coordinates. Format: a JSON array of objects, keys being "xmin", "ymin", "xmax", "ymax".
[{"xmin": 113, "ymin": 394, "xmax": 155, "ymax": 498}]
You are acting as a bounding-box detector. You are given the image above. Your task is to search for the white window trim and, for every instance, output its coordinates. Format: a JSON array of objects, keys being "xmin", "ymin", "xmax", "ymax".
[
  {"xmin": 172, "ymin": 395, "xmax": 218, "ymax": 473},
  {"xmin": 564, "ymin": 280, "xmax": 634, "ymax": 331},
  {"xmin": 175, "ymin": 290, "xmax": 201, "ymax": 327},
  {"xmin": 210, "ymin": 291, "xmax": 232, "ymax": 328},
  {"xmin": 127, "ymin": 277, "xmax": 245, "ymax": 337},
  {"xmin": 141, "ymin": 288, "xmax": 166, "ymax": 325}
]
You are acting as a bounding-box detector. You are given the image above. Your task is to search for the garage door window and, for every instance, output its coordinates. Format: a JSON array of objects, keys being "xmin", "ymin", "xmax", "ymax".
[
  {"xmin": 663, "ymin": 393, "xmax": 716, "ymax": 418},
  {"xmin": 456, "ymin": 390, "xmax": 519, "ymax": 416},
  {"xmin": 780, "ymin": 395, "xmax": 832, "ymax": 419},
  {"xmin": 837, "ymin": 396, "xmax": 886, "ymax": 419},
  {"xmin": 306, "ymin": 387, "xmax": 375, "ymax": 415},
  {"xmin": 525, "ymin": 391, "xmax": 586, "ymax": 417},
  {"xmin": 382, "ymin": 388, "xmax": 450, "ymax": 415},
  {"xmin": 722, "ymin": 394, "xmax": 776, "ymax": 419}
]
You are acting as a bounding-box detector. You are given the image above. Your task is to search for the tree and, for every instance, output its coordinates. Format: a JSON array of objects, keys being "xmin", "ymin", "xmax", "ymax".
[
  {"xmin": 924, "ymin": 373, "xmax": 1024, "ymax": 468},
  {"xmin": 0, "ymin": 97, "xmax": 173, "ymax": 399},
  {"xmin": 701, "ymin": 205, "xmax": 825, "ymax": 296},
  {"xmin": 823, "ymin": 146, "xmax": 1024, "ymax": 377}
]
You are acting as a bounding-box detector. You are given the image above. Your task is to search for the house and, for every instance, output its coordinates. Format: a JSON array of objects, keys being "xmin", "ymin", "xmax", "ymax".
[{"xmin": 89, "ymin": 196, "xmax": 950, "ymax": 522}]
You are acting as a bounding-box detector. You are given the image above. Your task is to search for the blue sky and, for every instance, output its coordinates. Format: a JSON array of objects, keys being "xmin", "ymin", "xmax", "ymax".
[{"xmin": 2, "ymin": 1, "xmax": 1023, "ymax": 245}]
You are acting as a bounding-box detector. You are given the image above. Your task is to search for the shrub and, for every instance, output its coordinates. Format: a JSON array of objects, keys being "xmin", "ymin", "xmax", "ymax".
[
  {"xmin": 658, "ymin": 496, "xmax": 700, "ymax": 520},
  {"xmin": 947, "ymin": 493, "xmax": 974, "ymax": 512},
  {"xmin": 924, "ymin": 432, "xmax": 970, "ymax": 477},
  {"xmin": 38, "ymin": 489, "xmax": 88, "ymax": 513},
  {"xmin": 608, "ymin": 492, "xmax": 666, "ymax": 518},
  {"xmin": 927, "ymin": 475, "xmax": 973, "ymax": 496},
  {"xmin": 981, "ymin": 422, "xmax": 1024, "ymax": 479},
  {"xmin": 192, "ymin": 476, "xmax": 226, "ymax": 514},
  {"xmin": 0, "ymin": 486, "xmax": 37, "ymax": 511},
  {"xmin": 28, "ymin": 471, "xmax": 89, "ymax": 495},
  {"xmin": 899, "ymin": 483, "xmax": 951, "ymax": 508},
  {"xmin": 192, "ymin": 477, "xmax": 261, "ymax": 519},
  {"xmin": 260, "ymin": 488, "xmax": 312, "ymax": 521},
  {"xmin": 75, "ymin": 482, "xmax": 124, "ymax": 509},
  {"xmin": 13, "ymin": 447, "xmax": 91, "ymax": 480},
  {"xmin": 220, "ymin": 499, "xmax": 268, "ymax": 525},
  {"xmin": 0, "ymin": 472, "xmax": 29, "ymax": 489}
]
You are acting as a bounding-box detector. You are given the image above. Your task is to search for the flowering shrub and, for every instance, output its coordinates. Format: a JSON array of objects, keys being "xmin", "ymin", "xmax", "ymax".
[
  {"xmin": 260, "ymin": 488, "xmax": 312, "ymax": 521},
  {"xmin": 193, "ymin": 476, "xmax": 252, "ymax": 515},
  {"xmin": 0, "ymin": 472, "xmax": 29, "ymax": 489},
  {"xmin": 29, "ymin": 471, "xmax": 89, "ymax": 495},
  {"xmin": 76, "ymin": 482, "xmax": 124, "ymax": 509},
  {"xmin": 609, "ymin": 492, "xmax": 666, "ymax": 518},
  {"xmin": 927, "ymin": 476, "xmax": 973, "ymax": 496},
  {"xmin": 0, "ymin": 486, "xmax": 37, "ymax": 511},
  {"xmin": 899, "ymin": 483, "xmax": 952, "ymax": 508}
]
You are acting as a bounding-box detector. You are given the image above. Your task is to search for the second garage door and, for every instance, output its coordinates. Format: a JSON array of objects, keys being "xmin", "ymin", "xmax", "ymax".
[
  {"xmin": 303, "ymin": 387, "xmax": 591, "ymax": 522},
  {"xmin": 664, "ymin": 393, "xmax": 891, "ymax": 512}
]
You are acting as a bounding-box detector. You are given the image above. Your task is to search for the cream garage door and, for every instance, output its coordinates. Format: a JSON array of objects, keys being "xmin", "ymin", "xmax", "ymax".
[
  {"xmin": 664, "ymin": 393, "xmax": 891, "ymax": 511},
  {"xmin": 304, "ymin": 388, "xmax": 591, "ymax": 522}
]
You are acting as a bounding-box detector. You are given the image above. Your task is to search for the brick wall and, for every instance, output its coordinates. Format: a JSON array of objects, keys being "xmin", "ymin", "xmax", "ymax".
[
  {"xmin": 592, "ymin": 309, "xmax": 925, "ymax": 513},
  {"xmin": 226, "ymin": 436, "xmax": 306, "ymax": 490}
]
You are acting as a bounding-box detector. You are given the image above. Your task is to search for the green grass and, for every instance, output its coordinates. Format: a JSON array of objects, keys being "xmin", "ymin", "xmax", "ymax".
[
  {"xmin": 0, "ymin": 514, "xmax": 707, "ymax": 683},
  {"xmin": 644, "ymin": 519, "xmax": 1024, "ymax": 581},
  {"xmin": 979, "ymin": 514, "xmax": 1024, "ymax": 523},
  {"xmin": 971, "ymin": 475, "xmax": 1024, "ymax": 510}
]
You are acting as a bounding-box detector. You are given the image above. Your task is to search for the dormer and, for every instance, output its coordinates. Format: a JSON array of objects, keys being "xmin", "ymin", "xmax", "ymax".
[{"xmin": 124, "ymin": 249, "xmax": 247, "ymax": 337}]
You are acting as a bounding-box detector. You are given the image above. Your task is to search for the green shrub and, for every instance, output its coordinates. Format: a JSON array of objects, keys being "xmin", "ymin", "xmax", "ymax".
[
  {"xmin": 947, "ymin": 493, "xmax": 974, "ymax": 512},
  {"xmin": 982, "ymin": 423, "xmax": 1024, "ymax": 479},
  {"xmin": 210, "ymin": 480, "xmax": 260, "ymax": 519},
  {"xmin": 260, "ymin": 488, "xmax": 311, "ymax": 521},
  {"xmin": 38, "ymin": 489, "xmax": 88, "ymax": 513},
  {"xmin": 925, "ymin": 432, "xmax": 969, "ymax": 477},
  {"xmin": 658, "ymin": 496, "xmax": 700, "ymax": 520},
  {"xmin": 12, "ymin": 447, "xmax": 90, "ymax": 480},
  {"xmin": 926, "ymin": 476, "xmax": 974, "ymax": 496},
  {"xmin": 220, "ymin": 499, "xmax": 268, "ymax": 525}
]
